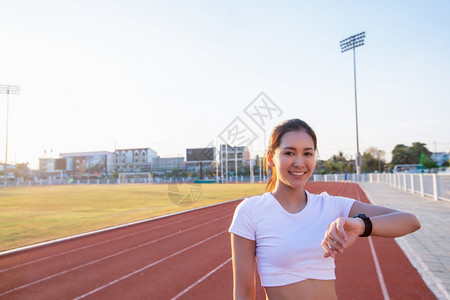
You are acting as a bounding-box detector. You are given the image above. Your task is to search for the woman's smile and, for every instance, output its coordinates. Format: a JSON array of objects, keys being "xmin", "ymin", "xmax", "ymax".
[{"xmin": 288, "ymin": 170, "xmax": 307, "ymax": 176}]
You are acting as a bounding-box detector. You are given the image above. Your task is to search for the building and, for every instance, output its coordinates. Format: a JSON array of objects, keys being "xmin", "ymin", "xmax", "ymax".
[
  {"xmin": 152, "ymin": 156, "xmax": 185, "ymax": 174},
  {"xmin": 220, "ymin": 144, "xmax": 250, "ymax": 174},
  {"xmin": 60, "ymin": 151, "xmax": 114, "ymax": 177},
  {"xmin": 431, "ymin": 152, "xmax": 449, "ymax": 166},
  {"xmin": 113, "ymin": 148, "xmax": 157, "ymax": 172}
]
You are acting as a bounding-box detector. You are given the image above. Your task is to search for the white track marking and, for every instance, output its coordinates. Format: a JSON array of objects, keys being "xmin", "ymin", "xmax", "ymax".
[
  {"xmin": 355, "ymin": 185, "xmax": 390, "ymax": 300},
  {"xmin": 171, "ymin": 257, "xmax": 232, "ymax": 300},
  {"xmin": 0, "ymin": 215, "xmax": 231, "ymax": 297},
  {"xmin": 73, "ymin": 231, "xmax": 227, "ymax": 299},
  {"xmin": 0, "ymin": 198, "xmax": 241, "ymax": 257},
  {"xmin": 368, "ymin": 237, "xmax": 390, "ymax": 300},
  {"xmin": 0, "ymin": 206, "xmax": 230, "ymax": 273}
]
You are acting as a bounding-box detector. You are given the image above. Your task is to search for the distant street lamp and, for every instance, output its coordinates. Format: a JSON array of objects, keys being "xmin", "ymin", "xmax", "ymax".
[
  {"xmin": 0, "ymin": 84, "xmax": 21, "ymax": 185},
  {"xmin": 340, "ymin": 32, "xmax": 365, "ymax": 178}
]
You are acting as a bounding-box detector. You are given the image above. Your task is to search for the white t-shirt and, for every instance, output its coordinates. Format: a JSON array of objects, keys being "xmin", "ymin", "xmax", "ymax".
[{"xmin": 229, "ymin": 191, "xmax": 355, "ymax": 287}]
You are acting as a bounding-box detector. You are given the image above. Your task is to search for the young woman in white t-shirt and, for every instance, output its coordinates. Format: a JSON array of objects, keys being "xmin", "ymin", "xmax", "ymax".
[{"xmin": 229, "ymin": 118, "xmax": 421, "ymax": 300}]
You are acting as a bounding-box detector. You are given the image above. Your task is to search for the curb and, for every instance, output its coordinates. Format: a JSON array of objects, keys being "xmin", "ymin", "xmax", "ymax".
[{"xmin": 0, "ymin": 198, "xmax": 243, "ymax": 257}]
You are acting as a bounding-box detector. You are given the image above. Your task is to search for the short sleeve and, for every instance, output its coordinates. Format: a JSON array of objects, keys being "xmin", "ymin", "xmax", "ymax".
[
  {"xmin": 338, "ymin": 196, "xmax": 356, "ymax": 217},
  {"xmin": 320, "ymin": 192, "xmax": 356, "ymax": 218},
  {"xmin": 228, "ymin": 199, "xmax": 256, "ymax": 241},
  {"xmin": 334, "ymin": 195, "xmax": 356, "ymax": 217}
]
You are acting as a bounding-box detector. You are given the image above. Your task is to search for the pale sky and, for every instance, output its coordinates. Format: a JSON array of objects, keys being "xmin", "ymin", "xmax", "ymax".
[{"xmin": 0, "ymin": 0, "xmax": 449, "ymax": 169}]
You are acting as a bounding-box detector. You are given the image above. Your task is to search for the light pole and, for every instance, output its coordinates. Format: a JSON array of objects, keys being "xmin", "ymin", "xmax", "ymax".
[
  {"xmin": 340, "ymin": 32, "xmax": 365, "ymax": 178},
  {"xmin": 0, "ymin": 84, "xmax": 21, "ymax": 185}
]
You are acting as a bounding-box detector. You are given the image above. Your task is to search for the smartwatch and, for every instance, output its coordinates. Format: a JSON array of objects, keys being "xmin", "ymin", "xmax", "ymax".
[{"xmin": 354, "ymin": 213, "xmax": 372, "ymax": 237}]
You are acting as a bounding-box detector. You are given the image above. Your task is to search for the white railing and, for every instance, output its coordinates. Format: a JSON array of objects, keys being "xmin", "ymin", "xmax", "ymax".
[
  {"xmin": 7, "ymin": 173, "xmax": 449, "ymax": 202},
  {"xmin": 311, "ymin": 174, "xmax": 369, "ymax": 182},
  {"xmin": 368, "ymin": 173, "xmax": 450, "ymax": 202}
]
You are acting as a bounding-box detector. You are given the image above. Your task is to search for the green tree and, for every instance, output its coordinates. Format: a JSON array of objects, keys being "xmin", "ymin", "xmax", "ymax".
[
  {"xmin": 362, "ymin": 147, "xmax": 386, "ymax": 172},
  {"xmin": 390, "ymin": 142, "xmax": 434, "ymax": 170},
  {"xmin": 410, "ymin": 142, "xmax": 432, "ymax": 163},
  {"xmin": 391, "ymin": 144, "xmax": 412, "ymax": 165},
  {"xmin": 318, "ymin": 151, "xmax": 354, "ymax": 174},
  {"xmin": 167, "ymin": 168, "xmax": 187, "ymax": 178}
]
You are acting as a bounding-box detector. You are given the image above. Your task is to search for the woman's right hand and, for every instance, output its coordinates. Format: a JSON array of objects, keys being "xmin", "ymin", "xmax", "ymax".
[{"xmin": 321, "ymin": 217, "xmax": 365, "ymax": 258}]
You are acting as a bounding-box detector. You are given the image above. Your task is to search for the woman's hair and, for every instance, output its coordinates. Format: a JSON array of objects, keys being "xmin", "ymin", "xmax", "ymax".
[{"xmin": 264, "ymin": 119, "xmax": 317, "ymax": 192}]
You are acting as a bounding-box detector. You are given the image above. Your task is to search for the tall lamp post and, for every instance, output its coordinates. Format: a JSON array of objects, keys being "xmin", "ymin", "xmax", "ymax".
[
  {"xmin": 340, "ymin": 32, "xmax": 365, "ymax": 178},
  {"xmin": 0, "ymin": 84, "xmax": 21, "ymax": 185}
]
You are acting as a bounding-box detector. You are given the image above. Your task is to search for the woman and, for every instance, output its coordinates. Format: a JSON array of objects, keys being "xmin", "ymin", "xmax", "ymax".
[{"xmin": 229, "ymin": 119, "xmax": 420, "ymax": 300}]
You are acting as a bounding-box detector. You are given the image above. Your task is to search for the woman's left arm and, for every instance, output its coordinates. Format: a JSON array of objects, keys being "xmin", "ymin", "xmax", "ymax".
[
  {"xmin": 322, "ymin": 201, "xmax": 421, "ymax": 258},
  {"xmin": 349, "ymin": 201, "xmax": 421, "ymax": 237}
]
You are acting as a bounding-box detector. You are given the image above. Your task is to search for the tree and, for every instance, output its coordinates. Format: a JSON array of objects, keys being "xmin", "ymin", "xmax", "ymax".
[
  {"xmin": 15, "ymin": 163, "xmax": 31, "ymax": 179},
  {"xmin": 362, "ymin": 147, "xmax": 386, "ymax": 172},
  {"xmin": 410, "ymin": 142, "xmax": 431, "ymax": 163},
  {"xmin": 167, "ymin": 168, "xmax": 187, "ymax": 178},
  {"xmin": 391, "ymin": 144, "xmax": 412, "ymax": 165},
  {"xmin": 316, "ymin": 151, "xmax": 354, "ymax": 174},
  {"xmin": 390, "ymin": 142, "xmax": 434, "ymax": 170}
]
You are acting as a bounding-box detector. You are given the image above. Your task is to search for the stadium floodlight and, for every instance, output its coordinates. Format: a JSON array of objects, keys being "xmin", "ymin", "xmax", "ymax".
[
  {"xmin": 339, "ymin": 32, "xmax": 365, "ymax": 178},
  {"xmin": 0, "ymin": 84, "xmax": 21, "ymax": 185}
]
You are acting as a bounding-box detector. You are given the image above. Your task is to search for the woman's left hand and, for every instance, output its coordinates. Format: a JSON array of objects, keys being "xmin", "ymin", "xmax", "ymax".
[{"xmin": 321, "ymin": 217, "xmax": 364, "ymax": 258}]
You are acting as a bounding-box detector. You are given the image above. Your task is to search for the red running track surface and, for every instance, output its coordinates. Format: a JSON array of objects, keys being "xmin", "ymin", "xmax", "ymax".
[{"xmin": 0, "ymin": 182, "xmax": 436, "ymax": 299}]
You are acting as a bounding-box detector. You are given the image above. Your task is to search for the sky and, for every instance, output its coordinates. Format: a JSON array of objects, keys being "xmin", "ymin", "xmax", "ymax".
[{"xmin": 0, "ymin": 0, "xmax": 449, "ymax": 169}]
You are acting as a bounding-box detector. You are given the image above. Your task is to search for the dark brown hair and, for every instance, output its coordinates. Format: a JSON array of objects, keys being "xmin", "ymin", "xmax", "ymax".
[{"xmin": 264, "ymin": 119, "xmax": 317, "ymax": 192}]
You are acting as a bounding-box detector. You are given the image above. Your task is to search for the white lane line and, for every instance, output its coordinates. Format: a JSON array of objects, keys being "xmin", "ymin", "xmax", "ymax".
[
  {"xmin": 171, "ymin": 257, "xmax": 232, "ymax": 300},
  {"xmin": 0, "ymin": 215, "xmax": 231, "ymax": 297},
  {"xmin": 368, "ymin": 237, "xmax": 390, "ymax": 300},
  {"xmin": 355, "ymin": 184, "xmax": 390, "ymax": 300},
  {"xmin": 74, "ymin": 231, "xmax": 227, "ymax": 300},
  {"xmin": 0, "ymin": 206, "xmax": 230, "ymax": 273}
]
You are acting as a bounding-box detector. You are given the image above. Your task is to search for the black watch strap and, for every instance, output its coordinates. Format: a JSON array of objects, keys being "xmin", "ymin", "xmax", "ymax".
[{"xmin": 354, "ymin": 213, "xmax": 372, "ymax": 237}]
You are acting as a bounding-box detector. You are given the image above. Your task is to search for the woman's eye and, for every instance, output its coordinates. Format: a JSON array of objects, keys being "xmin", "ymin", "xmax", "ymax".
[
  {"xmin": 284, "ymin": 152, "xmax": 294, "ymax": 156},
  {"xmin": 305, "ymin": 152, "xmax": 314, "ymax": 156}
]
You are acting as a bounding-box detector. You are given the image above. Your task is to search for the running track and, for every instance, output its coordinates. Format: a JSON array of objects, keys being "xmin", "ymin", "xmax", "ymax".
[{"xmin": 0, "ymin": 182, "xmax": 436, "ymax": 299}]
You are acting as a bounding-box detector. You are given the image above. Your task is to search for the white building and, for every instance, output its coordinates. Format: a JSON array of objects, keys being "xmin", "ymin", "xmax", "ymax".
[
  {"xmin": 113, "ymin": 148, "xmax": 158, "ymax": 172},
  {"xmin": 431, "ymin": 152, "xmax": 449, "ymax": 166}
]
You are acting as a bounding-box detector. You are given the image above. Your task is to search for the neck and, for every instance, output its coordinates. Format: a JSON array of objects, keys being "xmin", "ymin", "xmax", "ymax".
[{"xmin": 272, "ymin": 182, "xmax": 306, "ymax": 204}]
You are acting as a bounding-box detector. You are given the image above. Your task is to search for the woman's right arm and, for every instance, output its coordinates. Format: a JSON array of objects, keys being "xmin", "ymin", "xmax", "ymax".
[{"xmin": 231, "ymin": 233, "xmax": 256, "ymax": 300}]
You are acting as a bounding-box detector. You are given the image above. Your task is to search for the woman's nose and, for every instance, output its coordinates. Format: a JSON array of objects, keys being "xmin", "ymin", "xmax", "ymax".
[{"xmin": 293, "ymin": 155, "xmax": 304, "ymax": 167}]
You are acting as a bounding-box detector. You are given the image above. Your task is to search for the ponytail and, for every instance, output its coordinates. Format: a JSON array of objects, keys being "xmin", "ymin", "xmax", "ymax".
[
  {"xmin": 265, "ymin": 171, "xmax": 276, "ymax": 192},
  {"xmin": 264, "ymin": 150, "xmax": 277, "ymax": 192}
]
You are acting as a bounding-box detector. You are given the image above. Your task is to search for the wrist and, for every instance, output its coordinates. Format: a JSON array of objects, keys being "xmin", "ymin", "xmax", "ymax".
[
  {"xmin": 353, "ymin": 214, "xmax": 373, "ymax": 237},
  {"xmin": 354, "ymin": 217, "xmax": 365, "ymax": 236}
]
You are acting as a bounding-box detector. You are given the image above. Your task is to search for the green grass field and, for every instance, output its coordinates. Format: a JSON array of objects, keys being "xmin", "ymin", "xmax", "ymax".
[{"xmin": 0, "ymin": 183, "xmax": 266, "ymax": 252}]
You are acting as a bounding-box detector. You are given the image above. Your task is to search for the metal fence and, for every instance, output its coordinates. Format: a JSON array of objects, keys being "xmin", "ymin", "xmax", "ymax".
[
  {"xmin": 367, "ymin": 173, "xmax": 450, "ymax": 202},
  {"xmin": 5, "ymin": 172, "xmax": 449, "ymax": 202},
  {"xmin": 310, "ymin": 173, "xmax": 369, "ymax": 182}
]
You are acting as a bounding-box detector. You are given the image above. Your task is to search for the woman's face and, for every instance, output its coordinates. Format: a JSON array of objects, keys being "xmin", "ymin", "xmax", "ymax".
[{"xmin": 269, "ymin": 130, "xmax": 316, "ymax": 190}]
